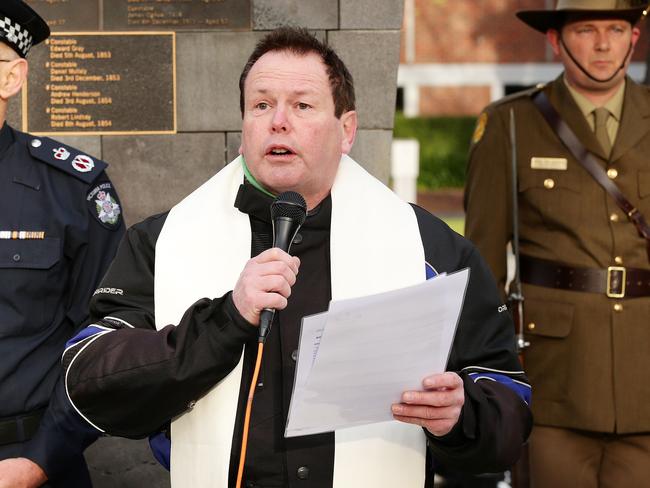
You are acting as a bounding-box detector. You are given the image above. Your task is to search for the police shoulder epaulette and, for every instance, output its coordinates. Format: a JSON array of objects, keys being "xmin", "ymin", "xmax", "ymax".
[
  {"xmin": 491, "ymin": 83, "xmax": 546, "ymax": 108},
  {"xmin": 26, "ymin": 136, "xmax": 107, "ymax": 183}
]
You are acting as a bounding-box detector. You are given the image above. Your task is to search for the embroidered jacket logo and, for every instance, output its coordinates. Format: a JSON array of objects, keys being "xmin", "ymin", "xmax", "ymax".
[
  {"xmin": 93, "ymin": 287, "xmax": 124, "ymax": 296},
  {"xmin": 95, "ymin": 191, "xmax": 121, "ymax": 225}
]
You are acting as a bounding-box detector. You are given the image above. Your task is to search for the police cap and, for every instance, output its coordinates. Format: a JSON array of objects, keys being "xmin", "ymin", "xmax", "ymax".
[{"xmin": 0, "ymin": 0, "xmax": 50, "ymax": 58}]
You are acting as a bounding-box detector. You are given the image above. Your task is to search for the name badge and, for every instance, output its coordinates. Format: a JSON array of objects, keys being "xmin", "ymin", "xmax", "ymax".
[{"xmin": 530, "ymin": 157, "xmax": 568, "ymax": 170}]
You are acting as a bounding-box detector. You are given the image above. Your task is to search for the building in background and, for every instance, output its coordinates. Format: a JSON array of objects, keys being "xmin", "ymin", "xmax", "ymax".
[{"xmin": 398, "ymin": 0, "xmax": 648, "ymax": 117}]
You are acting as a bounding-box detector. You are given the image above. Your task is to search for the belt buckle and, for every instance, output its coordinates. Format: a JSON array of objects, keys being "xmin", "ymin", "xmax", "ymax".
[{"xmin": 607, "ymin": 266, "xmax": 626, "ymax": 298}]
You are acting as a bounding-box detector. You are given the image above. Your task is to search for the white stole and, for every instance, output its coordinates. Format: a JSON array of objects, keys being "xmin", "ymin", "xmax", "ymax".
[{"xmin": 155, "ymin": 155, "xmax": 427, "ymax": 487}]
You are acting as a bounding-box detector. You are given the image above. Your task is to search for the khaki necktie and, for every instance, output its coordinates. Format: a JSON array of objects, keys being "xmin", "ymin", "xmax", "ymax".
[{"xmin": 593, "ymin": 107, "xmax": 611, "ymax": 157}]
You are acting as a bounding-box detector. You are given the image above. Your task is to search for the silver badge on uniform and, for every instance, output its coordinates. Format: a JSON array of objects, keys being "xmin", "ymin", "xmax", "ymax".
[
  {"xmin": 94, "ymin": 190, "xmax": 121, "ymax": 225},
  {"xmin": 530, "ymin": 157, "xmax": 568, "ymax": 170},
  {"xmin": 87, "ymin": 182, "xmax": 122, "ymax": 229}
]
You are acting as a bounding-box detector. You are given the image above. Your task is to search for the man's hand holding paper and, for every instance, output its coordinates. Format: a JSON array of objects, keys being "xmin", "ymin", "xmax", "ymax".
[{"xmin": 392, "ymin": 371, "xmax": 465, "ymax": 437}]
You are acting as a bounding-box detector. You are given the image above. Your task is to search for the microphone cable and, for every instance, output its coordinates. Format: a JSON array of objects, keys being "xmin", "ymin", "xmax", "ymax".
[
  {"xmin": 235, "ymin": 340, "xmax": 264, "ymax": 488},
  {"xmin": 234, "ymin": 191, "xmax": 306, "ymax": 488}
]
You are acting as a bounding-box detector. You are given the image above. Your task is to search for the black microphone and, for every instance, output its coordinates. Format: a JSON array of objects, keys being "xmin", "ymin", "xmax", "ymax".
[{"xmin": 258, "ymin": 191, "xmax": 307, "ymax": 343}]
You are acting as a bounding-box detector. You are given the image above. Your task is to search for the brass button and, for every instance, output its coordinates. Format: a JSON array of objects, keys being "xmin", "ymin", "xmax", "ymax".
[
  {"xmin": 527, "ymin": 322, "xmax": 536, "ymax": 331},
  {"xmin": 607, "ymin": 168, "xmax": 618, "ymax": 179},
  {"xmin": 610, "ymin": 213, "xmax": 619, "ymax": 222},
  {"xmin": 613, "ymin": 303, "xmax": 623, "ymax": 312},
  {"xmin": 543, "ymin": 178, "xmax": 555, "ymax": 189},
  {"xmin": 614, "ymin": 256, "xmax": 623, "ymax": 265}
]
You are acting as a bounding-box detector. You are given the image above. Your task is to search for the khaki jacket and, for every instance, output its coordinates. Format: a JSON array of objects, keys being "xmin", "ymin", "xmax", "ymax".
[{"xmin": 464, "ymin": 75, "xmax": 650, "ymax": 433}]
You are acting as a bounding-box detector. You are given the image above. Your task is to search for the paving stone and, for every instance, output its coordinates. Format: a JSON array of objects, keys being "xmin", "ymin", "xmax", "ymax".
[
  {"xmin": 6, "ymin": 97, "xmax": 21, "ymax": 129},
  {"xmin": 328, "ymin": 31, "xmax": 401, "ymax": 130},
  {"xmin": 86, "ymin": 437, "xmax": 170, "ymax": 488},
  {"xmin": 54, "ymin": 136, "xmax": 102, "ymax": 159},
  {"xmin": 102, "ymin": 133, "xmax": 226, "ymax": 226},
  {"xmin": 340, "ymin": 0, "xmax": 404, "ymax": 29},
  {"xmin": 349, "ymin": 129, "xmax": 393, "ymax": 184},
  {"xmin": 226, "ymin": 131, "xmax": 242, "ymax": 164},
  {"xmin": 176, "ymin": 32, "xmax": 266, "ymax": 132},
  {"xmin": 253, "ymin": 0, "xmax": 337, "ymax": 30}
]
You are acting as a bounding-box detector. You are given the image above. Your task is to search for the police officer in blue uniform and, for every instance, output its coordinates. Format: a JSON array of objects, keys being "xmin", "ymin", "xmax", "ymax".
[{"xmin": 0, "ymin": 2, "xmax": 125, "ymax": 486}]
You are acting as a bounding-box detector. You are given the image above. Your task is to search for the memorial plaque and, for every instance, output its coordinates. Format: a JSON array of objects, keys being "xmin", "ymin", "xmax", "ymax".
[
  {"xmin": 24, "ymin": 33, "xmax": 176, "ymax": 135},
  {"xmin": 105, "ymin": 0, "xmax": 252, "ymax": 30},
  {"xmin": 25, "ymin": 0, "xmax": 100, "ymax": 31}
]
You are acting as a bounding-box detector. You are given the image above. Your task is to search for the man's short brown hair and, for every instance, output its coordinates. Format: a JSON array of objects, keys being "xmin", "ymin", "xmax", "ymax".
[{"xmin": 239, "ymin": 27, "xmax": 356, "ymax": 118}]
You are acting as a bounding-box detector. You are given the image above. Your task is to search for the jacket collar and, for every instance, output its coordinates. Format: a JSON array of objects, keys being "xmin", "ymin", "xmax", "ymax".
[
  {"xmin": 547, "ymin": 75, "xmax": 609, "ymax": 160},
  {"xmin": 611, "ymin": 78, "xmax": 650, "ymax": 162},
  {"xmin": 0, "ymin": 121, "xmax": 14, "ymax": 161},
  {"xmin": 234, "ymin": 179, "xmax": 331, "ymax": 231},
  {"xmin": 547, "ymin": 75, "xmax": 650, "ymax": 162}
]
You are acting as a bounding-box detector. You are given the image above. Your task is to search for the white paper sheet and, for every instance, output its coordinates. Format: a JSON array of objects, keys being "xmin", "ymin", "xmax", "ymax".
[{"xmin": 285, "ymin": 268, "xmax": 470, "ymax": 437}]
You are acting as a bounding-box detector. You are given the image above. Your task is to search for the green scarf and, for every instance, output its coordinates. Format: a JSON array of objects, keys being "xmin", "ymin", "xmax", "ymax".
[{"xmin": 241, "ymin": 157, "xmax": 276, "ymax": 198}]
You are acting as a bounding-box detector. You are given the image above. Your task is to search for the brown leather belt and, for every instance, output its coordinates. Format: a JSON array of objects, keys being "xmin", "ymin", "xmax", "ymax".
[
  {"xmin": 0, "ymin": 409, "xmax": 44, "ymax": 446},
  {"xmin": 520, "ymin": 255, "xmax": 650, "ymax": 298}
]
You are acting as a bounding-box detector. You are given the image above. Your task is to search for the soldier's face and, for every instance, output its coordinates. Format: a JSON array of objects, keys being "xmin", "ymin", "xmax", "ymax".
[
  {"xmin": 547, "ymin": 18, "xmax": 640, "ymax": 94},
  {"xmin": 240, "ymin": 50, "xmax": 356, "ymax": 210}
]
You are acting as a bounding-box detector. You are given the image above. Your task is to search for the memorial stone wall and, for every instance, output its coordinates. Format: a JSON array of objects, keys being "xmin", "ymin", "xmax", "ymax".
[
  {"xmin": 11, "ymin": 0, "xmax": 405, "ymax": 226},
  {"xmin": 13, "ymin": 1, "xmax": 404, "ymax": 486}
]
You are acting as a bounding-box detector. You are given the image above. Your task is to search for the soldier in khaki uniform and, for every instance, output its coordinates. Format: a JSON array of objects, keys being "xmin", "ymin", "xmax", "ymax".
[{"xmin": 464, "ymin": 1, "xmax": 650, "ymax": 486}]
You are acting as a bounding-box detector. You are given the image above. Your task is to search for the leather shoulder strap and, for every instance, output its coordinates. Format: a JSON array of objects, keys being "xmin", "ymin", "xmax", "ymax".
[{"xmin": 533, "ymin": 91, "xmax": 650, "ymax": 262}]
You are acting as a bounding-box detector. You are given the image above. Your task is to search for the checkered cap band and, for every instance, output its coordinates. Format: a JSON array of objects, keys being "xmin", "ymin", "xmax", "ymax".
[{"xmin": 0, "ymin": 15, "xmax": 33, "ymax": 57}]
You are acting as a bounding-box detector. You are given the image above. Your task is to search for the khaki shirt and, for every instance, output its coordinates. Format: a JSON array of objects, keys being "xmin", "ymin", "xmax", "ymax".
[{"xmin": 564, "ymin": 76, "xmax": 624, "ymax": 143}]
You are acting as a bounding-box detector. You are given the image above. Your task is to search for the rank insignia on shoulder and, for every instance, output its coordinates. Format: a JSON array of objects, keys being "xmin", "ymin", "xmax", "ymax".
[
  {"xmin": 28, "ymin": 137, "xmax": 107, "ymax": 183},
  {"xmin": 472, "ymin": 112, "xmax": 488, "ymax": 144},
  {"xmin": 53, "ymin": 147, "xmax": 70, "ymax": 161},
  {"xmin": 72, "ymin": 154, "xmax": 95, "ymax": 173},
  {"xmin": 87, "ymin": 181, "xmax": 122, "ymax": 229}
]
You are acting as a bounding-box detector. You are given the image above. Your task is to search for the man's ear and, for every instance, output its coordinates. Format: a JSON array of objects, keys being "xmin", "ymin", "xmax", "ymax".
[
  {"xmin": 546, "ymin": 28, "xmax": 561, "ymax": 57},
  {"xmin": 630, "ymin": 26, "xmax": 641, "ymax": 49},
  {"xmin": 0, "ymin": 58, "xmax": 28, "ymax": 100},
  {"xmin": 340, "ymin": 110, "xmax": 357, "ymax": 155}
]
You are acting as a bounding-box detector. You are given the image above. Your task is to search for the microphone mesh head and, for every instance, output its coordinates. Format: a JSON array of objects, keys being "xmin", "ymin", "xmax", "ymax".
[{"xmin": 271, "ymin": 191, "xmax": 307, "ymax": 225}]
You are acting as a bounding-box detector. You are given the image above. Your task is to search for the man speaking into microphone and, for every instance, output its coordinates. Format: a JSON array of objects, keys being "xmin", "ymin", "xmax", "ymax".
[{"xmin": 63, "ymin": 28, "xmax": 531, "ymax": 487}]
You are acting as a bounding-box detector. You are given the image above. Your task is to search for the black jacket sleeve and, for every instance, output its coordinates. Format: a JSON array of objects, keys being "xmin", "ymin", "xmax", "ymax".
[
  {"xmin": 412, "ymin": 204, "xmax": 532, "ymax": 473},
  {"xmin": 63, "ymin": 213, "xmax": 258, "ymax": 438},
  {"xmin": 21, "ymin": 380, "xmax": 97, "ymax": 485}
]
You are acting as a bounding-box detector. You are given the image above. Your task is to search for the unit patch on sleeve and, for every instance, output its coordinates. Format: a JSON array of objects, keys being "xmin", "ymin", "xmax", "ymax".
[
  {"xmin": 472, "ymin": 112, "xmax": 488, "ymax": 145},
  {"xmin": 87, "ymin": 181, "xmax": 122, "ymax": 229}
]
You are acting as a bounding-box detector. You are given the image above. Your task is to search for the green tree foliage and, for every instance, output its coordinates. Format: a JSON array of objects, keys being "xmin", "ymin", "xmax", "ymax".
[{"xmin": 393, "ymin": 113, "xmax": 476, "ymax": 189}]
